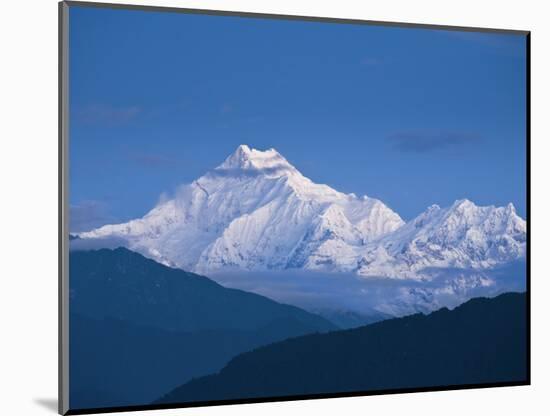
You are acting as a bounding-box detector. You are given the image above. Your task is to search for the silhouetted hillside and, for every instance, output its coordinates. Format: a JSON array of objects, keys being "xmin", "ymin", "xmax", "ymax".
[
  {"xmin": 157, "ymin": 292, "xmax": 527, "ymax": 404},
  {"xmin": 70, "ymin": 313, "xmax": 327, "ymax": 408},
  {"xmin": 69, "ymin": 248, "xmax": 335, "ymax": 409},
  {"xmin": 70, "ymin": 248, "xmax": 334, "ymax": 333}
]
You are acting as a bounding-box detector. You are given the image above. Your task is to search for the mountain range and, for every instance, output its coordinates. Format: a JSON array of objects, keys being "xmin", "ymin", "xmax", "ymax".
[
  {"xmin": 155, "ymin": 292, "xmax": 527, "ymax": 404},
  {"xmin": 77, "ymin": 145, "xmax": 526, "ymax": 280},
  {"xmin": 68, "ymin": 145, "xmax": 527, "ymax": 410}
]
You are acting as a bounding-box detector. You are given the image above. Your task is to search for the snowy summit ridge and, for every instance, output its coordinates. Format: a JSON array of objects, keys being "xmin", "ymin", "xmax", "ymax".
[
  {"xmin": 217, "ymin": 144, "xmax": 294, "ymax": 172},
  {"xmin": 77, "ymin": 145, "xmax": 526, "ymax": 279}
]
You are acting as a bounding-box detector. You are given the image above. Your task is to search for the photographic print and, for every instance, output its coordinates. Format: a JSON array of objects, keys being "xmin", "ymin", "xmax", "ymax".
[{"xmin": 60, "ymin": 2, "xmax": 529, "ymax": 414}]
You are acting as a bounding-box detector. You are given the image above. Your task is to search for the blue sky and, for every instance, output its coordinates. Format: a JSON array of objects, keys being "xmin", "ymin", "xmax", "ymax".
[{"xmin": 69, "ymin": 6, "xmax": 527, "ymax": 231}]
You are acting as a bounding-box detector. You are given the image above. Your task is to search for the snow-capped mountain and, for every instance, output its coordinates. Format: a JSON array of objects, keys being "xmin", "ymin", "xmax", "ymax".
[
  {"xmin": 77, "ymin": 145, "xmax": 526, "ymax": 279},
  {"xmin": 356, "ymin": 199, "xmax": 526, "ymax": 279}
]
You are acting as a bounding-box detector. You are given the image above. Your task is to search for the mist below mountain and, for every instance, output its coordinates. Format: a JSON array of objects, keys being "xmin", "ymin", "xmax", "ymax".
[{"xmin": 209, "ymin": 260, "xmax": 526, "ymax": 318}]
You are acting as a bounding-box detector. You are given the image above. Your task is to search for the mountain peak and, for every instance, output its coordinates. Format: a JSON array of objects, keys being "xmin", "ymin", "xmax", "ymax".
[
  {"xmin": 237, "ymin": 144, "xmax": 251, "ymax": 153},
  {"xmin": 506, "ymin": 202, "xmax": 517, "ymax": 214},
  {"xmin": 452, "ymin": 198, "xmax": 475, "ymax": 209},
  {"xmin": 447, "ymin": 199, "xmax": 520, "ymax": 221},
  {"xmin": 215, "ymin": 145, "xmax": 294, "ymax": 173}
]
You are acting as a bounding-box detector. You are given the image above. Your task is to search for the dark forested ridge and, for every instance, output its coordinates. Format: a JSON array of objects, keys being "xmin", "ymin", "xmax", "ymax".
[
  {"xmin": 70, "ymin": 313, "xmax": 329, "ymax": 408},
  {"xmin": 156, "ymin": 292, "xmax": 527, "ymax": 404},
  {"xmin": 70, "ymin": 247, "xmax": 335, "ymax": 333},
  {"xmin": 69, "ymin": 248, "xmax": 335, "ymax": 409}
]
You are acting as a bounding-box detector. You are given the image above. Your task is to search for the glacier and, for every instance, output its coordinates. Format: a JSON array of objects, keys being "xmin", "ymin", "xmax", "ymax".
[{"xmin": 77, "ymin": 144, "xmax": 526, "ymax": 281}]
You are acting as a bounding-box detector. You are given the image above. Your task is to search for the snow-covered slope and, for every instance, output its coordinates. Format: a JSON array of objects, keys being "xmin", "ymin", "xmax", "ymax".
[
  {"xmin": 78, "ymin": 145, "xmax": 404, "ymax": 273},
  {"xmin": 77, "ymin": 145, "xmax": 526, "ymax": 279},
  {"xmin": 356, "ymin": 199, "xmax": 526, "ymax": 279}
]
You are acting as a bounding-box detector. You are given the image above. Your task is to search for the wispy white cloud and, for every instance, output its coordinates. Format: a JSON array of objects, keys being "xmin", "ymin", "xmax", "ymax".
[
  {"xmin": 220, "ymin": 103, "xmax": 235, "ymax": 115},
  {"xmin": 360, "ymin": 57, "xmax": 382, "ymax": 67},
  {"xmin": 387, "ymin": 130, "xmax": 481, "ymax": 153},
  {"xmin": 74, "ymin": 104, "xmax": 141, "ymax": 125},
  {"xmin": 70, "ymin": 236, "xmax": 128, "ymax": 251},
  {"xmin": 70, "ymin": 200, "xmax": 117, "ymax": 233}
]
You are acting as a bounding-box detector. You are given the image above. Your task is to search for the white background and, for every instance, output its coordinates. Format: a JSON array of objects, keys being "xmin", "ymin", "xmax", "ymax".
[{"xmin": 0, "ymin": 0, "xmax": 548, "ymax": 415}]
